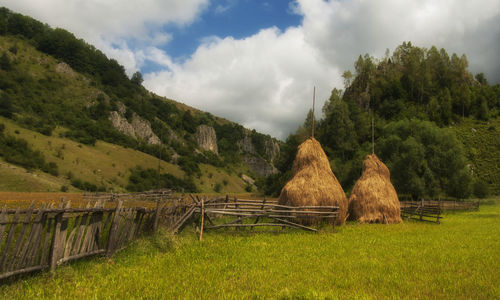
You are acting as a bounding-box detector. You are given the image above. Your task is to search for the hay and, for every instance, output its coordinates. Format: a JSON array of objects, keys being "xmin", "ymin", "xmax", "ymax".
[
  {"xmin": 278, "ymin": 138, "xmax": 348, "ymax": 225},
  {"xmin": 348, "ymin": 154, "xmax": 402, "ymax": 224}
]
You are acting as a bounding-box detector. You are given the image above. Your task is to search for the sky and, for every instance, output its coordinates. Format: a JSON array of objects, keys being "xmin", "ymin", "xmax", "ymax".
[{"xmin": 3, "ymin": 0, "xmax": 500, "ymax": 140}]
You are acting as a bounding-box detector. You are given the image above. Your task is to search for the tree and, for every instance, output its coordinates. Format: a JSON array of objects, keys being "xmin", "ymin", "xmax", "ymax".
[
  {"xmin": 0, "ymin": 93, "xmax": 13, "ymax": 118},
  {"xmin": 0, "ymin": 52, "xmax": 11, "ymax": 70},
  {"xmin": 378, "ymin": 119, "xmax": 471, "ymax": 199},
  {"xmin": 131, "ymin": 71, "xmax": 143, "ymax": 85}
]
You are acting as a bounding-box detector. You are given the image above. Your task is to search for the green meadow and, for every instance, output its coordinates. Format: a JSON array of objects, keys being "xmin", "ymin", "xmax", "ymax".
[{"xmin": 1, "ymin": 199, "xmax": 499, "ymax": 299}]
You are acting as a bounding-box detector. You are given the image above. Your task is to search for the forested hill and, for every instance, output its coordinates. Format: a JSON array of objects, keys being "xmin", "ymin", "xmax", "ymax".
[
  {"xmin": 266, "ymin": 42, "xmax": 500, "ymax": 199},
  {"xmin": 0, "ymin": 8, "xmax": 280, "ymax": 193}
]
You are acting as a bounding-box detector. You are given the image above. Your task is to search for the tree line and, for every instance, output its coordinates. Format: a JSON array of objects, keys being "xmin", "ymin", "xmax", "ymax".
[{"xmin": 263, "ymin": 42, "xmax": 499, "ymax": 199}]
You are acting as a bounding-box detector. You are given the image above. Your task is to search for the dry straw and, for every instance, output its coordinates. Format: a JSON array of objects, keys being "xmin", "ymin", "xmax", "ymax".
[
  {"xmin": 278, "ymin": 138, "xmax": 348, "ymax": 224},
  {"xmin": 348, "ymin": 154, "xmax": 402, "ymax": 224}
]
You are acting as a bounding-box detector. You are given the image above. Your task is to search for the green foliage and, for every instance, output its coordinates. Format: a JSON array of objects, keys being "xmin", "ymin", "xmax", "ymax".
[
  {"xmin": 378, "ymin": 119, "xmax": 472, "ymax": 199},
  {"xmin": 213, "ymin": 182, "xmax": 222, "ymax": 193},
  {"xmin": 130, "ymin": 71, "xmax": 143, "ymax": 86},
  {"xmin": 0, "ymin": 51, "xmax": 11, "ymax": 70},
  {"xmin": 0, "ymin": 93, "xmax": 13, "ymax": 118},
  {"xmin": 177, "ymin": 156, "xmax": 201, "ymax": 177},
  {"xmin": 473, "ymin": 180, "xmax": 489, "ymax": 198},
  {"xmin": 0, "ymin": 131, "xmax": 58, "ymax": 175},
  {"xmin": 70, "ymin": 178, "xmax": 104, "ymax": 192},
  {"xmin": 244, "ymin": 184, "xmax": 253, "ymax": 192},
  {"xmin": 127, "ymin": 166, "xmax": 198, "ymax": 193}
]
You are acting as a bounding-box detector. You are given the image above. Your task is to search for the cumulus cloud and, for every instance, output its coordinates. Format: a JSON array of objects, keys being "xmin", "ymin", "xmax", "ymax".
[
  {"xmin": 144, "ymin": 27, "xmax": 341, "ymax": 138},
  {"xmin": 146, "ymin": 0, "xmax": 500, "ymax": 139},
  {"xmin": 3, "ymin": 0, "xmax": 500, "ymax": 139},
  {"xmin": 2, "ymin": 0, "xmax": 208, "ymax": 73}
]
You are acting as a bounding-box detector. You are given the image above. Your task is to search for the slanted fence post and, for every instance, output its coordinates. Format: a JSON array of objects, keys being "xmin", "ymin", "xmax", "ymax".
[
  {"xmin": 199, "ymin": 198, "xmax": 204, "ymax": 241},
  {"xmin": 106, "ymin": 200, "xmax": 123, "ymax": 258},
  {"xmin": 49, "ymin": 212, "xmax": 63, "ymax": 271}
]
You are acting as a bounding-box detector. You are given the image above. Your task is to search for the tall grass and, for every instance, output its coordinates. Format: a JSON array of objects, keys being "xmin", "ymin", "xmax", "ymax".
[{"xmin": 1, "ymin": 202, "xmax": 499, "ymax": 299}]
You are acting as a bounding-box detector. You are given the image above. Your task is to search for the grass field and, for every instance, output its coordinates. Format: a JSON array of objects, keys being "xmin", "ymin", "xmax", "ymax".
[{"xmin": 1, "ymin": 200, "xmax": 499, "ymax": 299}]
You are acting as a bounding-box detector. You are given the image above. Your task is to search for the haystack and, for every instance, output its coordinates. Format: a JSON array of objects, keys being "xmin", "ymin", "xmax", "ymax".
[
  {"xmin": 348, "ymin": 154, "xmax": 402, "ymax": 223},
  {"xmin": 278, "ymin": 138, "xmax": 348, "ymax": 225}
]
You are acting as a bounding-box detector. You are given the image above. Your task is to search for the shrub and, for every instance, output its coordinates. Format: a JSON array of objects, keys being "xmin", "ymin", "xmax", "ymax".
[
  {"xmin": 473, "ymin": 180, "xmax": 489, "ymax": 198},
  {"xmin": 214, "ymin": 183, "xmax": 222, "ymax": 193},
  {"xmin": 60, "ymin": 185, "xmax": 68, "ymax": 192}
]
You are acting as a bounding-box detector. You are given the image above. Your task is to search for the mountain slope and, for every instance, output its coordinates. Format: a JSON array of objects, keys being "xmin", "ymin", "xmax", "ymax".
[{"xmin": 0, "ymin": 8, "xmax": 280, "ymax": 193}]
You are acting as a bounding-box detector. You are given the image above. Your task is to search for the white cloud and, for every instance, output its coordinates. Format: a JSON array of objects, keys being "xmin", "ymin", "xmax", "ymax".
[
  {"xmin": 3, "ymin": 0, "xmax": 500, "ymax": 139},
  {"xmin": 2, "ymin": 0, "xmax": 209, "ymax": 73},
  {"xmin": 146, "ymin": 0, "xmax": 500, "ymax": 139},
  {"xmin": 144, "ymin": 27, "xmax": 341, "ymax": 138}
]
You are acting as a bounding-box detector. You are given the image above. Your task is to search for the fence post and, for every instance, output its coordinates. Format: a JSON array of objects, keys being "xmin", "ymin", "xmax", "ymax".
[
  {"xmin": 49, "ymin": 212, "xmax": 63, "ymax": 271},
  {"xmin": 199, "ymin": 198, "xmax": 204, "ymax": 241},
  {"xmin": 106, "ymin": 200, "xmax": 123, "ymax": 258},
  {"xmin": 153, "ymin": 195, "xmax": 161, "ymax": 233}
]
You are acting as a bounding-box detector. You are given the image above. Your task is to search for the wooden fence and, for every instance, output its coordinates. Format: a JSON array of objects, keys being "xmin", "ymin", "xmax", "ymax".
[
  {"xmin": 160, "ymin": 196, "xmax": 339, "ymax": 240},
  {"xmin": 0, "ymin": 199, "xmax": 155, "ymax": 280},
  {"xmin": 1, "ymin": 193, "xmax": 339, "ymax": 280},
  {"xmin": 399, "ymin": 198, "xmax": 481, "ymax": 224},
  {"xmin": 400, "ymin": 201, "xmax": 443, "ymax": 223},
  {"xmin": 399, "ymin": 197, "xmax": 480, "ymax": 211}
]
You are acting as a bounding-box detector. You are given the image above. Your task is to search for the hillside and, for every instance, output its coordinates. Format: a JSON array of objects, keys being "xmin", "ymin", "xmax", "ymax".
[
  {"xmin": 455, "ymin": 118, "xmax": 500, "ymax": 195},
  {"xmin": 265, "ymin": 42, "xmax": 500, "ymax": 199},
  {"xmin": 0, "ymin": 8, "xmax": 281, "ymax": 194}
]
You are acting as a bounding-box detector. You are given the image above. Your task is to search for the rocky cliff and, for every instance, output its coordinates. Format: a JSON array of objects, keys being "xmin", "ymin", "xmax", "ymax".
[
  {"xmin": 195, "ymin": 125, "xmax": 218, "ymax": 154},
  {"xmin": 109, "ymin": 109, "xmax": 161, "ymax": 145}
]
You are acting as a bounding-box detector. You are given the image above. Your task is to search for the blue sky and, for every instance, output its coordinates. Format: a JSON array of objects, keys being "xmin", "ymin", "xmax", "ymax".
[
  {"xmin": 158, "ymin": 1, "xmax": 302, "ymax": 63},
  {"xmin": 3, "ymin": 0, "xmax": 500, "ymax": 139}
]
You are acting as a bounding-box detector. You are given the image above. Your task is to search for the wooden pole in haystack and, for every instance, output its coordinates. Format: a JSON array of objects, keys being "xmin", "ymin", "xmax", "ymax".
[
  {"xmin": 371, "ymin": 110, "xmax": 374, "ymax": 155},
  {"xmin": 312, "ymin": 86, "xmax": 316, "ymax": 139}
]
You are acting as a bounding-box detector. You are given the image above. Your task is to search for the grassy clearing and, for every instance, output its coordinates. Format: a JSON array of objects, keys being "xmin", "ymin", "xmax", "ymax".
[{"xmin": 1, "ymin": 200, "xmax": 499, "ymax": 299}]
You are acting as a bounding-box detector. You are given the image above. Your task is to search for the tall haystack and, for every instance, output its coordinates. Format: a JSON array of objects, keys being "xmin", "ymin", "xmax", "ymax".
[
  {"xmin": 348, "ymin": 154, "xmax": 402, "ymax": 223},
  {"xmin": 278, "ymin": 138, "xmax": 348, "ymax": 224}
]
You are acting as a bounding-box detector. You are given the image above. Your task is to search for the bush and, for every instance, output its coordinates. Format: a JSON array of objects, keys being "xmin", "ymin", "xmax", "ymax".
[
  {"xmin": 127, "ymin": 166, "xmax": 198, "ymax": 193},
  {"xmin": 214, "ymin": 182, "xmax": 222, "ymax": 193},
  {"xmin": 245, "ymin": 184, "xmax": 253, "ymax": 193},
  {"xmin": 473, "ymin": 180, "xmax": 489, "ymax": 198},
  {"xmin": 60, "ymin": 185, "xmax": 68, "ymax": 192}
]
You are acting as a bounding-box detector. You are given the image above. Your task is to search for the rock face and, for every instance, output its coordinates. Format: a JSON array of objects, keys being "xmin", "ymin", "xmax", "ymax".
[
  {"xmin": 195, "ymin": 125, "xmax": 218, "ymax": 154},
  {"xmin": 109, "ymin": 110, "xmax": 161, "ymax": 145},
  {"xmin": 243, "ymin": 155, "xmax": 278, "ymax": 177},
  {"xmin": 265, "ymin": 139, "xmax": 280, "ymax": 163},
  {"xmin": 237, "ymin": 131, "xmax": 257, "ymax": 155}
]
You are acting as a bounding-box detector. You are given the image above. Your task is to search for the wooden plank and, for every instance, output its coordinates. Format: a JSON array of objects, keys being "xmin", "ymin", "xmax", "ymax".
[
  {"xmin": 71, "ymin": 213, "xmax": 89, "ymax": 256},
  {"xmin": 0, "ymin": 205, "xmax": 8, "ymax": 244},
  {"xmin": 0, "ymin": 207, "xmax": 21, "ymax": 271},
  {"xmin": 7, "ymin": 204, "xmax": 35, "ymax": 271},
  {"xmin": 63, "ymin": 215, "xmax": 82, "ymax": 258},
  {"xmin": 27, "ymin": 211, "xmax": 48, "ymax": 267},
  {"xmin": 199, "ymin": 198, "xmax": 204, "ymax": 241},
  {"xmin": 106, "ymin": 200, "xmax": 123, "ymax": 257},
  {"xmin": 172, "ymin": 205, "xmax": 196, "ymax": 233},
  {"xmin": 0, "ymin": 265, "xmax": 45, "ymax": 280},
  {"xmin": 40, "ymin": 217, "xmax": 52, "ymax": 266},
  {"xmin": 16, "ymin": 205, "xmax": 46, "ymax": 270},
  {"xmin": 92, "ymin": 211, "xmax": 104, "ymax": 251},
  {"xmin": 270, "ymin": 217, "xmax": 317, "ymax": 232},
  {"xmin": 81, "ymin": 212, "xmax": 100, "ymax": 254},
  {"xmin": 49, "ymin": 212, "xmax": 63, "ymax": 271}
]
